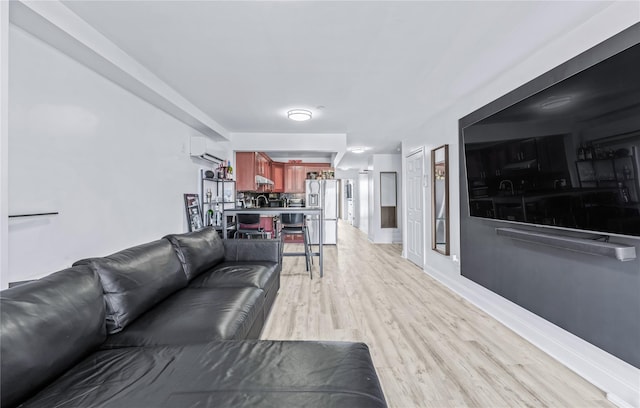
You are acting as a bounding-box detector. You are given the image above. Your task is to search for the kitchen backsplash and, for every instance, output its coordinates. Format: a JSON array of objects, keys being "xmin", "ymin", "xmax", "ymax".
[{"xmin": 237, "ymin": 192, "xmax": 305, "ymax": 208}]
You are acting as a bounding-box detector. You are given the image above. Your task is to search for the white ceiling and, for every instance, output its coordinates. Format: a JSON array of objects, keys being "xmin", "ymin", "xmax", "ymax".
[{"xmin": 61, "ymin": 0, "xmax": 611, "ymax": 170}]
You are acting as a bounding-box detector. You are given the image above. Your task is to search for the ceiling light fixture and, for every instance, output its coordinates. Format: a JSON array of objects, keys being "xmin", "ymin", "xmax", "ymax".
[
  {"xmin": 287, "ymin": 109, "xmax": 312, "ymax": 121},
  {"xmin": 349, "ymin": 146, "xmax": 368, "ymax": 154}
]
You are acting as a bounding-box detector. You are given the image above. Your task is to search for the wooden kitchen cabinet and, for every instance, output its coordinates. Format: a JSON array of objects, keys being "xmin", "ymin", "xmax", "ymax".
[
  {"xmin": 284, "ymin": 163, "xmax": 333, "ymax": 193},
  {"xmin": 272, "ymin": 162, "xmax": 285, "ymax": 193},
  {"xmin": 256, "ymin": 153, "xmax": 271, "ymax": 179},
  {"xmin": 236, "ymin": 152, "xmax": 273, "ymax": 192},
  {"xmin": 236, "ymin": 152, "xmax": 257, "ymax": 192},
  {"xmin": 283, "ymin": 233, "xmax": 303, "ymax": 243},
  {"xmin": 242, "ymin": 156, "xmax": 333, "ymax": 193},
  {"xmin": 285, "ymin": 164, "xmax": 306, "ymax": 193}
]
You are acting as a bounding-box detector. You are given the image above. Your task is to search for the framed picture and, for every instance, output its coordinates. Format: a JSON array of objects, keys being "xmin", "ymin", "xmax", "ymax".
[{"xmin": 184, "ymin": 193, "xmax": 204, "ymax": 232}]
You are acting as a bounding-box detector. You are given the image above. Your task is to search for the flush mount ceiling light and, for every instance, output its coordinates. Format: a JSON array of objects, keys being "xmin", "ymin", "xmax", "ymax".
[
  {"xmin": 287, "ymin": 109, "xmax": 312, "ymax": 121},
  {"xmin": 348, "ymin": 146, "xmax": 369, "ymax": 154},
  {"xmin": 540, "ymin": 95, "xmax": 573, "ymax": 110}
]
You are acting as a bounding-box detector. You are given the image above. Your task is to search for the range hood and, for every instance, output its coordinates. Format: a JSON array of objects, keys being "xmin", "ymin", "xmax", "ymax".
[{"xmin": 255, "ymin": 175, "xmax": 274, "ymax": 185}]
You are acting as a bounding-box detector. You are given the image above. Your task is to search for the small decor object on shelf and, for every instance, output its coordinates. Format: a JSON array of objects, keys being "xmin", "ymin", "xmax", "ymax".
[
  {"xmin": 214, "ymin": 199, "xmax": 222, "ymax": 226},
  {"xmin": 184, "ymin": 194, "xmax": 204, "ymax": 232},
  {"xmin": 206, "ymin": 202, "xmax": 214, "ymax": 226}
]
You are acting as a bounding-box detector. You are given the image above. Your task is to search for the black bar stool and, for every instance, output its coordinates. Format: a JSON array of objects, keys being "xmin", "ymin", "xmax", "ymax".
[
  {"xmin": 234, "ymin": 214, "xmax": 267, "ymax": 239},
  {"xmin": 280, "ymin": 213, "xmax": 312, "ymax": 278}
]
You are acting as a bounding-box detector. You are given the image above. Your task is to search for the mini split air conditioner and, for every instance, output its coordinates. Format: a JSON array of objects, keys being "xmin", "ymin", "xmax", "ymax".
[{"xmin": 190, "ymin": 136, "xmax": 223, "ymax": 164}]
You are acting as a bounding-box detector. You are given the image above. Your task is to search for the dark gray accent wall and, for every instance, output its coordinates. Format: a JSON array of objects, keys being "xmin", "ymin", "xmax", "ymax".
[{"xmin": 459, "ymin": 23, "xmax": 640, "ymax": 368}]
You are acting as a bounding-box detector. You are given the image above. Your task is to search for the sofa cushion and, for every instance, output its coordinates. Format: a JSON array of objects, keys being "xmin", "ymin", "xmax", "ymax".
[
  {"xmin": 0, "ymin": 266, "xmax": 106, "ymax": 408},
  {"xmin": 74, "ymin": 239, "xmax": 187, "ymax": 334},
  {"xmin": 18, "ymin": 341, "xmax": 387, "ymax": 408},
  {"xmin": 223, "ymin": 238, "xmax": 281, "ymax": 264},
  {"xmin": 101, "ymin": 287, "xmax": 265, "ymax": 348},
  {"xmin": 188, "ymin": 261, "xmax": 279, "ymax": 290},
  {"xmin": 164, "ymin": 227, "xmax": 225, "ymax": 280}
]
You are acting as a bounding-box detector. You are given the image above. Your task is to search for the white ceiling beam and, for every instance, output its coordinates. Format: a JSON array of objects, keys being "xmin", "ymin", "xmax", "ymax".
[
  {"xmin": 231, "ymin": 132, "xmax": 346, "ymax": 168},
  {"xmin": 10, "ymin": 0, "xmax": 229, "ymax": 141}
]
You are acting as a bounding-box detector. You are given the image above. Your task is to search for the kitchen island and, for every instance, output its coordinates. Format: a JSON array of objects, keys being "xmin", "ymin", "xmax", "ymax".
[{"xmin": 222, "ymin": 207, "xmax": 324, "ymax": 277}]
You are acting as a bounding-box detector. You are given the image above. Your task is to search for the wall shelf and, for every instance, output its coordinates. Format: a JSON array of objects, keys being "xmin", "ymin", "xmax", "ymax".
[
  {"xmin": 496, "ymin": 227, "xmax": 636, "ymax": 262},
  {"xmin": 9, "ymin": 212, "xmax": 58, "ymax": 218}
]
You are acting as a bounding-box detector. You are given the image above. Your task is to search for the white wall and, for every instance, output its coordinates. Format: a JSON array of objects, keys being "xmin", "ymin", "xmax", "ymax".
[
  {"xmin": 6, "ymin": 25, "xmax": 219, "ymax": 285},
  {"xmin": 402, "ymin": 3, "xmax": 639, "ymax": 277},
  {"xmin": 357, "ymin": 172, "xmax": 369, "ymax": 234},
  {"xmin": 0, "ymin": 1, "xmax": 9, "ymax": 288},
  {"xmin": 367, "ymin": 154, "xmax": 402, "ymax": 243}
]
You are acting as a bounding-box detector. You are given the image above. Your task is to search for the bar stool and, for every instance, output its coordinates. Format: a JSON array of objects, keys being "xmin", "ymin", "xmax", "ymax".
[
  {"xmin": 234, "ymin": 214, "xmax": 267, "ymax": 239},
  {"xmin": 280, "ymin": 213, "xmax": 312, "ymax": 278}
]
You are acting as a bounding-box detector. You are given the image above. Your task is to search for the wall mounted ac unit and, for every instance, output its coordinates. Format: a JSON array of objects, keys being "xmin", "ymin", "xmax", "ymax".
[{"xmin": 190, "ymin": 136, "xmax": 223, "ymax": 164}]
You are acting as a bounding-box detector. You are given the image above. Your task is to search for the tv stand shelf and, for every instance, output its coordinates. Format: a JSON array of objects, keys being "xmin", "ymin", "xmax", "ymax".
[{"xmin": 496, "ymin": 227, "xmax": 636, "ymax": 262}]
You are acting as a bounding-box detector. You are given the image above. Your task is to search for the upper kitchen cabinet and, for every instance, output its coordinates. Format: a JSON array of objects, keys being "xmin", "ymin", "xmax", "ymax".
[
  {"xmin": 236, "ymin": 152, "xmax": 273, "ymax": 192},
  {"xmin": 272, "ymin": 162, "xmax": 285, "ymax": 193},
  {"xmin": 256, "ymin": 152, "xmax": 271, "ymax": 180},
  {"xmin": 236, "ymin": 152, "xmax": 256, "ymax": 191},
  {"xmin": 284, "ymin": 163, "xmax": 306, "ymax": 193},
  {"xmin": 284, "ymin": 163, "xmax": 332, "ymax": 193}
]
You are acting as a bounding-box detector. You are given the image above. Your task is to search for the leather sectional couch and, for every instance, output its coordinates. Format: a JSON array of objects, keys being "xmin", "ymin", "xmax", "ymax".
[{"xmin": 0, "ymin": 227, "xmax": 387, "ymax": 407}]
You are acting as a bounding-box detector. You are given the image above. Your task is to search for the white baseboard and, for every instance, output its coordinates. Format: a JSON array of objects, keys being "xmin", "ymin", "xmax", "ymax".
[{"xmin": 424, "ymin": 265, "xmax": 640, "ymax": 408}]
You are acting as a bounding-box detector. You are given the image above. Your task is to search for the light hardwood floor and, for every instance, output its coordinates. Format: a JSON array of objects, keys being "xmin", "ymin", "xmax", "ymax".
[{"xmin": 261, "ymin": 220, "xmax": 613, "ymax": 408}]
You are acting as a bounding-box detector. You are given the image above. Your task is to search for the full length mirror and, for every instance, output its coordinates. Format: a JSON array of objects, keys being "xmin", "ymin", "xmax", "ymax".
[{"xmin": 432, "ymin": 145, "xmax": 449, "ymax": 255}]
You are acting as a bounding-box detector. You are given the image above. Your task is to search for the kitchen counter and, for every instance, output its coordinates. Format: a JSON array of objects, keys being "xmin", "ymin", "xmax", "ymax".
[{"xmin": 222, "ymin": 207, "xmax": 324, "ymax": 277}]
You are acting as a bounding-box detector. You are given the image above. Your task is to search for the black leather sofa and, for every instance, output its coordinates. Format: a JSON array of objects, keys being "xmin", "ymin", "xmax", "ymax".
[{"xmin": 0, "ymin": 227, "xmax": 387, "ymax": 408}]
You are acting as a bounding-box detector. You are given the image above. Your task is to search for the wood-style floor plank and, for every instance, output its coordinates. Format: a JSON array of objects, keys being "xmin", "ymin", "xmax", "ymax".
[{"xmin": 262, "ymin": 221, "xmax": 612, "ymax": 408}]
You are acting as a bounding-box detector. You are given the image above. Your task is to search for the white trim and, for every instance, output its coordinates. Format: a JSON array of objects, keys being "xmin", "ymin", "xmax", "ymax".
[
  {"xmin": 424, "ymin": 265, "xmax": 640, "ymax": 408},
  {"xmin": 407, "ymin": 146, "xmax": 424, "ymax": 158},
  {"xmin": 608, "ymin": 393, "xmax": 638, "ymax": 408}
]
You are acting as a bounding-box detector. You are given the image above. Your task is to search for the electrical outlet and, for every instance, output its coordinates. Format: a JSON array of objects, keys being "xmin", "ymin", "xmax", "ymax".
[{"xmin": 452, "ymin": 254, "xmax": 460, "ymax": 264}]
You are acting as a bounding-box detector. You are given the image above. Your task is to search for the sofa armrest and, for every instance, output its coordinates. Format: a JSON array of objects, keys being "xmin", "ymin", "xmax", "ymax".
[{"xmin": 223, "ymin": 239, "xmax": 281, "ymax": 264}]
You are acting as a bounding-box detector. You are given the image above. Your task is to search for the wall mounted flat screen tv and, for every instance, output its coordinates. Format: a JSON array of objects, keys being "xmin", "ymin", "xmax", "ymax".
[{"xmin": 462, "ymin": 42, "xmax": 640, "ymax": 238}]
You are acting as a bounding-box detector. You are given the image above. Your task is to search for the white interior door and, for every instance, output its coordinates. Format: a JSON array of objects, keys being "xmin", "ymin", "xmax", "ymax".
[{"xmin": 406, "ymin": 149, "xmax": 425, "ymax": 267}]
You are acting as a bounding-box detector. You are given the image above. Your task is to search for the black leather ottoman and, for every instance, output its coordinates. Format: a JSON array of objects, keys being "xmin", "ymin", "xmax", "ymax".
[{"xmin": 19, "ymin": 340, "xmax": 387, "ymax": 408}]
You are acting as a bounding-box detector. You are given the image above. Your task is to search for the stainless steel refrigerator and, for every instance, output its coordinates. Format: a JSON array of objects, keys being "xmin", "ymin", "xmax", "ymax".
[{"xmin": 305, "ymin": 179, "xmax": 338, "ymax": 245}]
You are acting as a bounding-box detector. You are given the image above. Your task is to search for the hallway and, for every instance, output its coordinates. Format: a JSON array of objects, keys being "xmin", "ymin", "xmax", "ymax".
[{"xmin": 262, "ymin": 220, "xmax": 612, "ymax": 407}]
